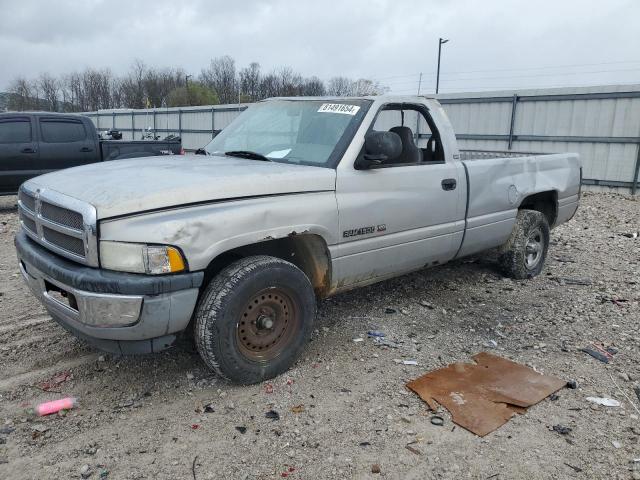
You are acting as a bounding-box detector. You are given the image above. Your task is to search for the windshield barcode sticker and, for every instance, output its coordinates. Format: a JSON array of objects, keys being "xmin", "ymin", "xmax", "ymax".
[{"xmin": 317, "ymin": 103, "xmax": 360, "ymax": 115}]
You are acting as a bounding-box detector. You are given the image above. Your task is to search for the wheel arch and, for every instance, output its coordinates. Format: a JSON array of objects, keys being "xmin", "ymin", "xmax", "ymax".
[
  {"xmin": 201, "ymin": 233, "xmax": 332, "ymax": 299},
  {"xmin": 518, "ymin": 190, "xmax": 558, "ymax": 227}
]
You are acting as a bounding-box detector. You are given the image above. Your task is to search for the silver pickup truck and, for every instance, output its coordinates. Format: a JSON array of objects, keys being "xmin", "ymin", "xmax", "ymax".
[{"xmin": 15, "ymin": 96, "xmax": 581, "ymax": 384}]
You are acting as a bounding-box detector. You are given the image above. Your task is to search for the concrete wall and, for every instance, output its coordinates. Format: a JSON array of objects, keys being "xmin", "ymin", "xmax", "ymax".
[{"xmin": 83, "ymin": 84, "xmax": 640, "ymax": 193}]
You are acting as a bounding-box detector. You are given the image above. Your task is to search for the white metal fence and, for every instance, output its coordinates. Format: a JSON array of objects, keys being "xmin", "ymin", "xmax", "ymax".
[{"xmin": 83, "ymin": 84, "xmax": 640, "ymax": 194}]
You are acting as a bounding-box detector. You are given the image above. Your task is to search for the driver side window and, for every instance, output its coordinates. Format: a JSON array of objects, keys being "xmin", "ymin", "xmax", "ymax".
[{"xmin": 371, "ymin": 106, "xmax": 444, "ymax": 165}]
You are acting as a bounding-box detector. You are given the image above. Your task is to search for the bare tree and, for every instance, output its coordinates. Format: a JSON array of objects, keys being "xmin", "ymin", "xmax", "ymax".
[
  {"xmin": 6, "ymin": 55, "xmax": 385, "ymax": 111},
  {"xmin": 7, "ymin": 77, "xmax": 38, "ymax": 111},
  {"xmin": 38, "ymin": 73, "xmax": 60, "ymax": 111},
  {"xmin": 352, "ymin": 78, "xmax": 387, "ymax": 96},
  {"xmin": 301, "ymin": 76, "xmax": 326, "ymax": 96},
  {"xmin": 327, "ymin": 76, "xmax": 353, "ymax": 96},
  {"xmin": 239, "ymin": 62, "xmax": 261, "ymax": 102},
  {"xmin": 200, "ymin": 55, "xmax": 237, "ymax": 104}
]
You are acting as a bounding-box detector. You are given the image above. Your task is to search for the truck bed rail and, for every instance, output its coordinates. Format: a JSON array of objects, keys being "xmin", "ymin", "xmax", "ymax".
[{"xmin": 460, "ymin": 149, "xmax": 547, "ymax": 161}]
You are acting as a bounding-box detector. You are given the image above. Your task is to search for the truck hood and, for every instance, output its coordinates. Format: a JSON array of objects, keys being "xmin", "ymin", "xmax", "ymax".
[{"xmin": 27, "ymin": 155, "xmax": 336, "ymax": 219}]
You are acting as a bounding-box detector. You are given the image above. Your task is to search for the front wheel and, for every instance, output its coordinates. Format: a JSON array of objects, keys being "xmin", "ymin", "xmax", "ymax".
[
  {"xmin": 194, "ymin": 256, "xmax": 316, "ymax": 384},
  {"xmin": 498, "ymin": 209, "xmax": 550, "ymax": 279}
]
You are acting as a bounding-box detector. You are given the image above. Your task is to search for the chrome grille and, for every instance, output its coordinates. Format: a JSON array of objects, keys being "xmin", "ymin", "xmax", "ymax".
[
  {"xmin": 18, "ymin": 189, "xmax": 36, "ymax": 212},
  {"xmin": 41, "ymin": 202, "xmax": 84, "ymax": 230},
  {"xmin": 42, "ymin": 226, "xmax": 85, "ymax": 256},
  {"xmin": 18, "ymin": 185, "xmax": 98, "ymax": 267},
  {"xmin": 19, "ymin": 210, "xmax": 37, "ymax": 234}
]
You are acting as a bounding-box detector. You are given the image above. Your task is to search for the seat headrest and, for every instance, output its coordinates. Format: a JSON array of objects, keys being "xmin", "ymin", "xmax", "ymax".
[{"xmin": 389, "ymin": 126, "xmax": 415, "ymax": 145}]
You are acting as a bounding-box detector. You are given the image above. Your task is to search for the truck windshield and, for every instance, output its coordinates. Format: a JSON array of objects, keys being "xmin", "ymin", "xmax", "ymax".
[{"xmin": 203, "ymin": 99, "xmax": 370, "ymax": 167}]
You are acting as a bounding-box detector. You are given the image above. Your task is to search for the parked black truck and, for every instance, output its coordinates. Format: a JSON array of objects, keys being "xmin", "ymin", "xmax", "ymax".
[{"xmin": 0, "ymin": 112, "xmax": 182, "ymax": 195}]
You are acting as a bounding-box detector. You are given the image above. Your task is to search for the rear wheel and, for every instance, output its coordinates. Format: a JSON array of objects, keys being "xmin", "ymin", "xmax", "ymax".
[
  {"xmin": 194, "ymin": 255, "xmax": 315, "ymax": 384},
  {"xmin": 498, "ymin": 209, "xmax": 550, "ymax": 279}
]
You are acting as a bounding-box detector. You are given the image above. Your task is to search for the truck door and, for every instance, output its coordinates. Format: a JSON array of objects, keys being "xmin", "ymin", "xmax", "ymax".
[
  {"xmin": 35, "ymin": 117, "xmax": 95, "ymax": 175},
  {"xmin": 334, "ymin": 103, "xmax": 465, "ymax": 287},
  {"xmin": 0, "ymin": 116, "xmax": 39, "ymax": 194}
]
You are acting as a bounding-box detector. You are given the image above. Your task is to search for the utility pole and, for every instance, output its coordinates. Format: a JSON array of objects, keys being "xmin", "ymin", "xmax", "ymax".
[
  {"xmin": 185, "ymin": 74, "xmax": 192, "ymax": 106},
  {"xmin": 436, "ymin": 38, "xmax": 449, "ymax": 94},
  {"xmin": 417, "ymin": 72, "xmax": 423, "ymax": 95}
]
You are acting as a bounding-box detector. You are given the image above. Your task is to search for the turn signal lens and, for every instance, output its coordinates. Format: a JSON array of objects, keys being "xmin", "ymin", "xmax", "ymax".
[{"xmin": 145, "ymin": 246, "xmax": 186, "ymax": 274}]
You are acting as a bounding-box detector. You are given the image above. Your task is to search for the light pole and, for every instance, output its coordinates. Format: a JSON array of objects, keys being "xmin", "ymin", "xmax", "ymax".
[
  {"xmin": 185, "ymin": 74, "xmax": 192, "ymax": 106},
  {"xmin": 436, "ymin": 38, "xmax": 449, "ymax": 94}
]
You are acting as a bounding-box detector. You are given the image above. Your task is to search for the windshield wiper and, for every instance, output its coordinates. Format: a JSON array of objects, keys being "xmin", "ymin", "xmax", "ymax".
[{"xmin": 224, "ymin": 150, "xmax": 272, "ymax": 162}]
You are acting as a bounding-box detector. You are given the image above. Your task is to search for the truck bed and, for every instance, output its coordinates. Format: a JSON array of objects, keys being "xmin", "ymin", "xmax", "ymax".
[{"xmin": 455, "ymin": 151, "xmax": 581, "ymax": 258}]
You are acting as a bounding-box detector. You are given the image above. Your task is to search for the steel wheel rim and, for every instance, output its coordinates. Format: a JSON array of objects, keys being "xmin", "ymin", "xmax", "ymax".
[
  {"xmin": 236, "ymin": 287, "xmax": 299, "ymax": 361},
  {"xmin": 525, "ymin": 227, "xmax": 544, "ymax": 269}
]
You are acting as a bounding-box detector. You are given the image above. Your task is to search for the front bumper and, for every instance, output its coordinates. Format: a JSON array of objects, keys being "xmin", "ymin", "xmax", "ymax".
[{"xmin": 15, "ymin": 230, "xmax": 204, "ymax": 354}]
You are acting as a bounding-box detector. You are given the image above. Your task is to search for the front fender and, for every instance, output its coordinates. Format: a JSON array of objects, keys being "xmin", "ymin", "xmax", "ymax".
[{"xmin": 98, "ymin": 192, "xmax": 338, "ymax": 271}]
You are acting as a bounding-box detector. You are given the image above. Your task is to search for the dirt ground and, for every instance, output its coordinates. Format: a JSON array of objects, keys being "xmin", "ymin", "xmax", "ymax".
[{"xmin": 0, "ymin": 192, "xmax": 638, "ymax": 480}]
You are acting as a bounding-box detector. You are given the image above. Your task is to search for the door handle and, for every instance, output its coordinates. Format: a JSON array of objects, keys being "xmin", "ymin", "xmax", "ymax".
[
  {"xmin": 80, "ymin": 147, "xmax": 93, "ymax": 152},
  {"xmin": 441, "ymin": 178, "xmax": 457, "ymax": 191},
  {"xmin": 21, "ymin": 147, "xmax": 37, "ymax": 154}
]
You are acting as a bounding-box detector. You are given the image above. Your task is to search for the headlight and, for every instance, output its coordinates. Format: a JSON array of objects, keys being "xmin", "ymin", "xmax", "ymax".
[{"xmin": 100, "ymin": 241, "xmax": 186, "ymax": 274}]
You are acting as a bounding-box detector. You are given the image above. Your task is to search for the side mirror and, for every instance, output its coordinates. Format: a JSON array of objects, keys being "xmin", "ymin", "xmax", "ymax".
[
  {"xmin": 356, "ymin": 131, "xmax": 402, "ymax": 169},
  {"xmin": 195, "ymin": 148, "xmax": 206, "ymax": 155}
]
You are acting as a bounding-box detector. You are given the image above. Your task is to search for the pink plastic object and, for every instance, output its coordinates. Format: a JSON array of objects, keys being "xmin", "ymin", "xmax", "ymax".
[{"xmin": 36, "ymin": 397, "xmax": 77, "ymax": 416}]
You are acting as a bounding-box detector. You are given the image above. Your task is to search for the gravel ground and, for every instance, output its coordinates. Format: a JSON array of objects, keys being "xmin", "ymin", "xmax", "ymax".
[{"xmin": 0, "ymin": 192, "xmax": 638, "ymax": 480}]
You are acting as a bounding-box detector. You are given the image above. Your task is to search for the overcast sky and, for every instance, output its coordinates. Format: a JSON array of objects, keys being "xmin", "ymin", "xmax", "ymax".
[{"xmin": 1, "ymin": 0, "xmax": 639, "ymax": 94}]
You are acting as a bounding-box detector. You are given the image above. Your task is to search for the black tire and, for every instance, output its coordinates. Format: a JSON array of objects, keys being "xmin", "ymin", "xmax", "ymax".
[
  {"xmin": 194, "ymin": 255, "xmax": 316, "ymax": 384},
  {"xmin": 498, "ymin": 209, "xmax": 550, "ymax": 279}
]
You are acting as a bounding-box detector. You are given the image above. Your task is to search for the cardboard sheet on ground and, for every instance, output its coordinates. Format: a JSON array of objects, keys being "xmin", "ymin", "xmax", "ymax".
[{"xmin": 406, "ymin": 352, "xmax": 566, "ymax": 436}]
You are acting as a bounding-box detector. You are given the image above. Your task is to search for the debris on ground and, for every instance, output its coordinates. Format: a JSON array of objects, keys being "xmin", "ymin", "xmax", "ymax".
[
  {"xmin": 39, "ymin": 370, "xmax": 72, "ymax": 392},
  {"xmin": 31, "ymin": 424, "xmax": 50, "ymax": 440},
  {"xmin": 402, "ymin": 360, "xmax": 418, "ymax": 366},
  {"xmin": 581, "ymin": 343, "xmax": 616, "ymax": 363},
  {"xmin": 405, "ymin": 444, "xmax": 422, "ymax": 455},
  {"xmin": 406, "ymin": 352, "xmax": 566, "ymax": 436},
  {"xmin": 483, "ymin": 340, "xmax": 498, "ymax": 349},
  {"xmin": 552, "ymin": 424, "xmax": 572, "ymax": 435},
  {"xmin": 585, "ymin": 397, "xmax": 621, "ymax": 407},
  {"xmin": 264, "ymin": 383, "xmax": 274, "ymax": 394},
  {"xmin": 371, "ymin": 464, "xmax": 381, "ymax": 474},
  {"xmin": 291, "ymin": 405, "xmax": 305, "ymax": 413},
  {"xmin": 36, "ymin": 397, "xmax": 77, "ymax": 416},
  {"xmin": 235, "ymin": 426, "xmax": 247, "ymax": 434},
  {"xmin": 280, "ymin": 466, "xmax": 296, "ymax": 477},
  {"xmin": 564, "ymin": 463, "xmax": 583, "ymax": 473},
  {"xmin": 265, "ymin": 410, "xmax": 280, "ymax": 421},
  {"xmin": 367, "ymin": 330, "xmax": 385, "ymax": 338},
  {"xmin": 372, "ymin": 337, "xmax": 399, "ymax": 348}
]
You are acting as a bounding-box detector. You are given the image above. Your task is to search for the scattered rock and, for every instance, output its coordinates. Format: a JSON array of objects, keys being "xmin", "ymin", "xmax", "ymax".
[
  {"xmin": 371, "ymin": 464, "xmax": 381, "ymax": 474},
  {"xmin": 80, "ymin": 464, "xmax": 92, "ymax": 478}
]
